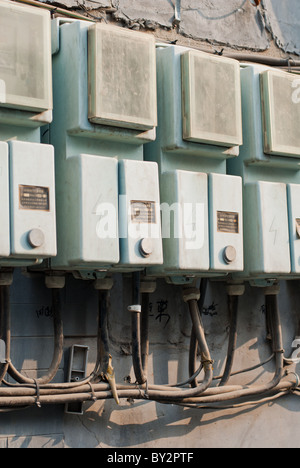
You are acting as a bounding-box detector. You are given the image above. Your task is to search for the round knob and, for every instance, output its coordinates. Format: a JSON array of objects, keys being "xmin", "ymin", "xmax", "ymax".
[
  {"xmin": 28, "ymin": 229, "xmax": 45, "ymax": 249},
  {"xmin": 223, "ymin": 245, "xmax": 236, "ymax": 264},
  {"xmin": 139, "ymin": 238, "xmax": 153, "ymax": 258}
]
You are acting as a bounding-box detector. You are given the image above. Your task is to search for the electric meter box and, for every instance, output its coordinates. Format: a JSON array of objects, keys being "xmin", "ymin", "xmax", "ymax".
[
  {"xmin": 50, "ymin": 19, "xmax": 163, "ymax": 274},
  {"xmin": 144, "ymin": 45, "xmax": 243, "ymax": 165},
  {"xmin": 0, "ymin": 142, "xmax": 10, "ymax": 258},
  {"xmin": 51, "ymin": 20, "xmax": 157, "ymax": 146},
  {"xmin": 231, "ymin": 65, "xmax": 300, "ymax": 170},
  {"xmin": 88, "ymin": 24, "xmax": 157, "ymax": 131},
  {"xmin": 0, "ymin": 0, "xmax": 52, "ymax": 114},
  {"xmin": 243, "ymin": 181, "xmax": 291, "ymax": 276},
  {"xmin": 144, "ymin": 45, "xmax": 244, "ymax": 280},
  {"xmin": 118, "ymin": 159, "xmax": 163, "ymax": 268},
  {"xmin": 226, "ymin": 63, "xmax": 300, "ymax": 281},
  {"xmin": 9, "ymin": 141, "xmax": 57, "ymax": 260},
  {"xmin": 152, "ymin": 170, "xmax": 243, "ymax": 275},
  {"xmin": 52, "ymin": 154, "xmax": 119, "ymax": 271}
]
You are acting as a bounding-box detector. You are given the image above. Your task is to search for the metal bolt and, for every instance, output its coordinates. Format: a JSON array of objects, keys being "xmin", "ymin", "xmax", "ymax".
[
  {"xmin": 139, "ymin": 238, "xmax": 153, "ymax": 258},
  {"xmin": 28, "ymin": 229, "xmax": 45, "ymax": 249},
  {"xmin": 223, "ymin": 245, "xmax": 236, "ymax": 264}
]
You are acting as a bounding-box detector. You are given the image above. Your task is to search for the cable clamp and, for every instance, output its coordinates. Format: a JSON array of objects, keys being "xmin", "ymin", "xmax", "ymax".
[
  {"xmin": 201, "ymin": 359, "xmax": 214, "ymax": 370},
  {"xmin": 182, "ymin": 288, "xmax": 201, "ymax": 303},
  {"xmin": 287, "ymin": 371, "xmax": 300, "ymax": 391},
  {"xmin": 88, "ymin": 382, "xmax": 97, "ymax": 402},
  {"xmin": 143, "ymin": 380, "xmax": 149, "ymax": 400},
  {"xmin": 136, "ymin": 380, "xmax": 149, "ymax": 400},
  {"xmin": 128, "ymin": 305, "xmax": 142, "ymax": 314},
  {"xmin": 34, "ymin": 379, "xmax": 41, "ymax": 408}
]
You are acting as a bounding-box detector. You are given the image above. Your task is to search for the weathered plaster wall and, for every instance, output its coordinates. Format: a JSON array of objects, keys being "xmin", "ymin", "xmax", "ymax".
[
  {"xmin": 45, "ymin": 0, "xmax": 300, "ymax": 55},
  {"xmin": 263, "ymin": 0, "xmax": 300, "ymax": 56}
]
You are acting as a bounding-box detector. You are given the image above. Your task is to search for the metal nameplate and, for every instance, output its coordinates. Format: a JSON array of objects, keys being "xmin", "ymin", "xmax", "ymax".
[
  {"xmin": 131, "ymin": 200, "xmax": 156, "ymax": 224},
  {"xmin": 217, "ymin": 211, "xmax": 239, "ymax": 234},
  {"xmin": 19, "ymin": 185, "xmax": 50, "ymax": 211}
]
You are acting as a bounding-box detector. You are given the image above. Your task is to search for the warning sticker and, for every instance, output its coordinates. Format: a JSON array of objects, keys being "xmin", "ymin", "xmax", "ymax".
[
  {"xmin": 131, "ymin": 201, "xmax": 156, "ymax": 224},
  {"xmin": 217, "ymin": 211, "xmax": 239, "ymax": 234},
  {"xmin": 19, "ymin": 185, "xmax": 50, "ymax": 211}
]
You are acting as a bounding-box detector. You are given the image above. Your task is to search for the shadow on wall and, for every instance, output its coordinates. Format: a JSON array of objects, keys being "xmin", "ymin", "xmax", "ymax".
[{"xmin": 63, "ymin": 391, "xmax": 300, "ymax": 448}]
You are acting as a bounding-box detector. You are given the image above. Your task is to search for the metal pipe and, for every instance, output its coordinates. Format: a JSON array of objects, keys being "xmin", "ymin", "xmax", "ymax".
[
  {"xmin": 141, "ymin": 292, "xmax": 150, "ymax": 376},
  {"xmin": 130, "ymin": 272, "xmax": 147, "ymax": 385}
]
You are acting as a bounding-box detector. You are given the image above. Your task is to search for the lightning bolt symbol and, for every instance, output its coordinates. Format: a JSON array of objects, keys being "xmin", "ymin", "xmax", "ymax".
[{"xmin": 269, "ymin": 217, "xmax": 278, "ymax": 245}]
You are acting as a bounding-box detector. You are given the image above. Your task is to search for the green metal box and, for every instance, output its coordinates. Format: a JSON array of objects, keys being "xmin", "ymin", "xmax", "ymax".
[
  {"xmin": 243, "ymin": 181, "xmax": 291, "ymax": 277},
  {"xmin": 118, "ymin": 159, "xmax": 163, "ymax": 268},
  {"xmin": 51, "ymin": 154, "xmax": 119, "ymax": 271},
  {"xmin": 9, "ymin": 140, "xmax": 57, "ymax": 260}
]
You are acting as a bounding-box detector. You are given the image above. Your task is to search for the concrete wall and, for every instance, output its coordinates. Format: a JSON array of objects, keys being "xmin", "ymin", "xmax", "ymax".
[{"xmin": 1, "ymin": 0, "xmax": 300, "ymax": 449}]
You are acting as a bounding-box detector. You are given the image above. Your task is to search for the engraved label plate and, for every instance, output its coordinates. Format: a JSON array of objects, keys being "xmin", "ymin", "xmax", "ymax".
[
  {"xmin": 217, "ymin": 211, "xmax": 239, "ymax": 234},
  {"xmin": 19, "ymin": 185, "xmax": 50, "ymax": 211},
  {"xmin": 131, "ymin": 200, "xmax": 156, "ymax": 224}
]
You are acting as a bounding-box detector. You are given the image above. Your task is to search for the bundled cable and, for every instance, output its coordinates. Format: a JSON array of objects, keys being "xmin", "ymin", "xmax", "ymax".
[{"xmin": 0, "ymin": 281, "xmax": 296, "ymax": 413}]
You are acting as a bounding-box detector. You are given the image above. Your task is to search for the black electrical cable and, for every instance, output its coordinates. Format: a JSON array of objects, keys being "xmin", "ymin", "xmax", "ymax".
[
  {"xmin": 189, "ymin": 278, "xmax": 208, "ymax": 387},
  {"xmin": 149, "ymin": 293, "xmax": 284, "ymax": 405},
  {"xmin": 180, "ymin": 293, "xmax": 285, "ymax": 404},
  {"xmin": 0, "ymin": 284, "xmax": 290, "ymax": 410},
  {"xmin": 219, "ymin": 294, "xmax": 239, "ymax": 387},
  {"xmin": 8, "ymin": 288, "xmax": 64, "ymax": 385},
  {"xmin": 0, "ymin": 274, "xmax": 291, "ymax": 412},
  {"xmin": 4, "ymin": 287, "xmax": 112, "ymax": 390},
  {"xmin": 0, "ymin": 286, "xmax": 11, "ymax": 383},
  {"xmin": 142, "ymin": 298, "xmax": 213, "ymax": 401},
  {"xmin": 213, "ymin": 353, "xmax": 275, "ymax": 380},
  {"xmin": 98, "ymin": 289, "xmax": 111, "ymax": 376}
]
